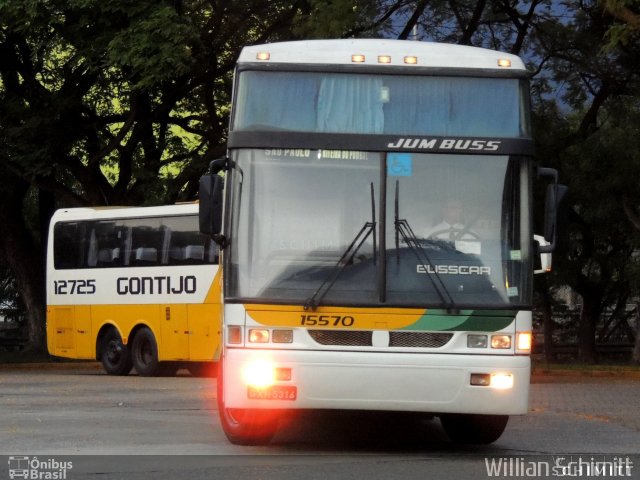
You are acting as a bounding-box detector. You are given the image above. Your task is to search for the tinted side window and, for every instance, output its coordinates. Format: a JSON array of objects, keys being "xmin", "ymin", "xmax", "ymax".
[
  {"xmin": 54, "ymin": 213, "xmax": 218, "ymax": 269},
  {"xmin": 164, "ymin": 215, "xmax": 219, "ymax": 265},
  {"xmin": 54, "ymin": 222, "xmax": 92, "ymax": 270}
]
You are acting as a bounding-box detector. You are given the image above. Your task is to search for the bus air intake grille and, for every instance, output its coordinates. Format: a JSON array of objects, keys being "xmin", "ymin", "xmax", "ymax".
[
  {"xmin": 308, "ymin": 330, "xmax": 372, "ymax": 346},
  {"xmin": 389, "ymin": 331, "xmax": 453, "ymax": 348}
]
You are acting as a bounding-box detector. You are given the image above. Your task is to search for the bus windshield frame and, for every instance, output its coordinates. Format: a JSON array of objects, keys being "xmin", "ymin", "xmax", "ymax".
[{"xmin": 225, "ymin": 148, "xmax": 533, "ymax": 310}]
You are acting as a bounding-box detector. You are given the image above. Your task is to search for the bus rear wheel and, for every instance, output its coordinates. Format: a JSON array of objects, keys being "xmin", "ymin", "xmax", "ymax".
[
  {"xmin": 440, "ymin": 414, "xmax": 509, "ymax": 444},
  {"xmin": 217, "ymin": 357, "xmax": 279, "ymax": 445},
  {"xmin": 100, "ymin": 328, "xmax": 132, "ymax": 376},
  {"xmin": 131, "ymin": 327, "xmax": 160, "ymax": 377}
]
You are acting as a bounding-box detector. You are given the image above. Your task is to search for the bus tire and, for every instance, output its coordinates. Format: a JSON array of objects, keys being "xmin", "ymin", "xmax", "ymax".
[
  {"xmin": 131, "ymin": 327, "xmax": 160, "ymax": 377},
  {"xmin": 440, "ymin": 414, "xmax": 509, "ymax": 444},
  {"xmin": 100, "ymin": 328, "xmax": 132, "ymax": 376},
  {"xmin": 217, "ymin": 357, "xmax": 278, "ymax": 445}
]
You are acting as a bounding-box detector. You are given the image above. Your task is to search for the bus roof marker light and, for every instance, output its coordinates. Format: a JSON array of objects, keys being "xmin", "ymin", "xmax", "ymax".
[
  {"xmin": 378, "ymin": 55, "xmax": 392, "ymax": 64},
  {"xmin": 351, "ymin": 54, "xmax": 366, "ymax": 63},
  {"xmin": 256, "ymin": 52, "xmax": 270, "ymax": 61},
  {"xmin": 497, "ymin": 58, "xmax": 511, "ymax": 67},
  {"xmin": 404, "ymin": 56, "xmax": 418, "ymax": 65}
]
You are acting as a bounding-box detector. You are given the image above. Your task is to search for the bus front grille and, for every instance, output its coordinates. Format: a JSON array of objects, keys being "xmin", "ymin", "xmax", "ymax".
[
  {"xmin": 308, "ymin": 330, "xmax": 372, "ymax": 346},
  {"xmin": 307, "ymin": 330, "xmax": 454, "ymax": 348},
  {"xmin": 389, "ymin": 331, "xmax": 453, "ymax": 348}
]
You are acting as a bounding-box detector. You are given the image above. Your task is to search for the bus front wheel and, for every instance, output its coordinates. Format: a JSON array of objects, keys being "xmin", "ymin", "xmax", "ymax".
[
  {"xmin": 100, "ymin": 328, "xmax": 132, "ymax": 376},
  {"xmin": 131, "ymin": 327, "xmax": 160, "ymax": 377},
  {"xmin": 217, "ymin": 358, "xmax": 279, "ymax": 445},
  {"xmin": 440, "ymin": 414, "xmax": 509, "ymax": 444}
]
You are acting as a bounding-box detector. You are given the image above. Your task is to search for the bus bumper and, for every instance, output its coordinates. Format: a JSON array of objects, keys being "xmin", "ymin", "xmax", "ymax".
[{"xmin": 222, "ymin": 349, "xmax": 530, "ymax": 415}]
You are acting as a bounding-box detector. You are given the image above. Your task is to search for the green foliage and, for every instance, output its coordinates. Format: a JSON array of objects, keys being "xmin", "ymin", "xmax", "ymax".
[{"xmin": 1, "ymin": 0, "xmax": 640, "ymax": 355}]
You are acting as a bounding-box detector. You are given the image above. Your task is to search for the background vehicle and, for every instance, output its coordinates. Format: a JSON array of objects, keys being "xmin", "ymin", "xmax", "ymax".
[{"xmin": 47, "ymin": 203, "xmax": 221, "ymax": 376}]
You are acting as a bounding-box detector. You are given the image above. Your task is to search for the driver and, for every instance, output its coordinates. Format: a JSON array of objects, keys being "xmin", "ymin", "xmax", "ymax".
[{"xmin": 425, "ymin": 199, "xmax": 479, "ymax": 241}]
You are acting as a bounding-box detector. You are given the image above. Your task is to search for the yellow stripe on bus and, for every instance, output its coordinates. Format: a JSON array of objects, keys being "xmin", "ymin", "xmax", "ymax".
[{"xmin": 245, "ymin": 304, "xmax": 426, "ymax": 330}]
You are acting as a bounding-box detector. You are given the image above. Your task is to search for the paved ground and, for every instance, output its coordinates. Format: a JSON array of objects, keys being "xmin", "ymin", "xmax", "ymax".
[
  {"xmin": 531, "ymin": 377, "xmax": 640, "ymax": 433},
  {"xmin": 0, "ymin": 363, "xmax": 639, "ymax": 457}
]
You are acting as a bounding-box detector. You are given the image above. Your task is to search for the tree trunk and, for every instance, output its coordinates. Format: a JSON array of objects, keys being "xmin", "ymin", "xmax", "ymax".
[
  {"xmin": 633, "ymin": 303, "xmax": 640, "ymax": 365},
  {"xmin": 0, "ymin": 174, "xmax": 47, "ymax": 354},
  {"xmin": 577, "ymin": 293, "xmax": 601, "ymax": 364},
  {"xmin": 541, "ymin": 287, "xmax": 556, "ymax": 363}
]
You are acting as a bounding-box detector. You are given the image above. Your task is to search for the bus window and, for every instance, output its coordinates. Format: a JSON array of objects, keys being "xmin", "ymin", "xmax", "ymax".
[
  {"xmin": 129, "ymin": 221, "xmax": 164, "ymax": 266},
  {"xmin": 53, "ymin": 222, "xmax": 88, "ymax": 270},
  {"xmin": 163, "ymin": 215, "xmax": 218, "ymax": 266}
]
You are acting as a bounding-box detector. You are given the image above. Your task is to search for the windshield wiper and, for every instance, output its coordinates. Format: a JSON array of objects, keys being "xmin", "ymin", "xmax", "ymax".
[
  {"xmin": 393, "ymin": 180, "xmax": 456, "ymax": 311},
  {"xmin": 304, "ymin": 183, "xmax": 377, "ymax": 311}
]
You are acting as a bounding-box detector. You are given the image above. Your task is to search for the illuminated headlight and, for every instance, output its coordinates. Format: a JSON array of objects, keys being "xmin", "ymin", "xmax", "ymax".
[
  {"xmin": 467, "ymin": 334, "xmax": 488, "ymax": 348},
  {"xmin": 248, "ymin": 329, "xmax": 270, "ymax": 343},
  {"xmin": 471, "ymin": 373, "xmax": 514, "ymax": 389},
  {"xmin": 517, "ymin": 332, "xmax": 532, "ymax": 352},
  {"xmin": 491, "ymin": 335, "xmax": 512, "ymax": 349},
  {"xmin": 490, "ymin": 373, "xmax": 514, "ymax": 389},
  {"xmin": 242, "ymin": 360, "xmax": 275, "ymax": 388}
]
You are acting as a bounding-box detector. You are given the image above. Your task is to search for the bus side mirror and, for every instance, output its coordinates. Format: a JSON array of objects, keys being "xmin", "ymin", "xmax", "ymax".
[
  {"xmin": 199, "ymin": 157, "xmax": 227, "ymax": 246},
  {"xmin": 537, "ymin": 167, "xmax": 568, "ymax": 253},
  {"xmin": 533, "ymin": 234, "xmax": 552, "ymax": 274}
]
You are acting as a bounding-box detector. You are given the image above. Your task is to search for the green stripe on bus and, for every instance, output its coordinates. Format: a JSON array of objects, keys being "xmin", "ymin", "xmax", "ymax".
[{"xmin": 402, "ymin": 311, "xmax": 516, "ymax": 332}]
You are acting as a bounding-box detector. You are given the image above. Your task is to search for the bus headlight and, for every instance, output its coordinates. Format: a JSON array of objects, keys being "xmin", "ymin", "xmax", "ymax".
[
  {"xmin": 490, "ymin": 373, "xmax": 514, "ymax": 389},
  {"xmin": 467, "ymin": 334, "xmax": 488, "ymax": 348},
  {"xmin": 491, "ymin": 335, "xmax": 512, "ymax": 349},
  {"xmin": 242, "ymin": 359, "xmax": 275, "ymax": 388},
  {"xmin": 272, "ymin": 330, "xmax": 293, "ymax": 343},
  {"xmin": 248, "ymin": 329, "xmax": 270, "ymax": 343}
]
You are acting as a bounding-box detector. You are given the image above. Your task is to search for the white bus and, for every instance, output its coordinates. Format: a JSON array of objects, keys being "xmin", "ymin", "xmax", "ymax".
[
  {"xmin": 200, "ymin": 39, "xmax": 565, "ymax": 445},
  {"xmin": 47, "ymin": 203, "xmax": 221, "ymax": 376}
]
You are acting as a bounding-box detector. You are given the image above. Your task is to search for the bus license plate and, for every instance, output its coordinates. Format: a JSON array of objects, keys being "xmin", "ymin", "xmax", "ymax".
[{"xmin": 247, "ymin": 386, "xmax": 297, "ymax": 401}]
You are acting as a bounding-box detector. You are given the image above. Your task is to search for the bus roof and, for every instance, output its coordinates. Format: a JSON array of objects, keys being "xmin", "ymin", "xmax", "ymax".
[
  {"xmin": 238, "ymin": 39, "xmax": 527, "ymax": 71},
  {"xmin": 50, "ymin": 203, "xmax": 198, "ymax": 222}
]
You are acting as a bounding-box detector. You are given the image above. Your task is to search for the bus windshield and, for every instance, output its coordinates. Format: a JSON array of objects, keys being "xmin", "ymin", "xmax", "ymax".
[
  {"xmin": 233, "ymin": 71, "xmax": 531, "ymax": 138},
  {"xmin": 227, "ymin": 149, "xmax": 532, "ymax": 309}
]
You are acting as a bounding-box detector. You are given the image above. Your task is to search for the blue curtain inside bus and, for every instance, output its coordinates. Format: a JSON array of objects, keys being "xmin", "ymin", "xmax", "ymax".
[{"xmin": 233, "ymin": 71, "xmax": 526, "ymax": 138}]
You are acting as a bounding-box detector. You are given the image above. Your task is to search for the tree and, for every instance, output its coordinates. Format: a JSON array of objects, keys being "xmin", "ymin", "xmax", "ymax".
[
  {"xmin": 0, "ymin": 0, "xmax": 393, "ymax": 353},
  {"xmin": 2, "ymin": 0, "xmax": 640, "ymax": 360}
]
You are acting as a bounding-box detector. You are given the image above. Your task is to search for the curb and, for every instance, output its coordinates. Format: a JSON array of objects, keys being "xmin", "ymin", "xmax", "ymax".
[{"xmin": 0, "ymin": 361, "xmax": 103, "ymax": 372}]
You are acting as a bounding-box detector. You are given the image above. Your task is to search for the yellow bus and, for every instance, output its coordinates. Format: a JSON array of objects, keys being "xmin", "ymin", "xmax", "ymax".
[{"xmin": 46, "ymin": 203, "xmax": 221, "ymax": 376}]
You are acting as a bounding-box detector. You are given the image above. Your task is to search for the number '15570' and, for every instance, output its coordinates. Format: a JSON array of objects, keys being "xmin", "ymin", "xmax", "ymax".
[{"xmin": 300, "ymin": 314, "xmax": 354, "ymax": 327}]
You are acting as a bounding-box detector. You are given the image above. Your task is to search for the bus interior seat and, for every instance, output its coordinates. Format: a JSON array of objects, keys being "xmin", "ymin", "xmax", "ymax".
[
  {"xmin": 184, "ymin": 245, "xmax": 205, "ymax": 261},
  {"xmin": 98, "ymin": 247, "xmax": 120, "ymax": 265},
  {"xmin": 135, "ymin": 247, "xmax": 158, "ymax": 264}
]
